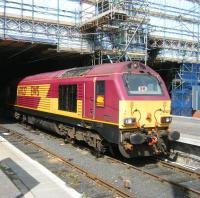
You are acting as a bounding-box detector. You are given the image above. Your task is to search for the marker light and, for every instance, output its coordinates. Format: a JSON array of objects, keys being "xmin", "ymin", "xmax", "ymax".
[
  {"xmin": 160, "ymin": 116, "xmax": 172, "ymax": 123},
  {"xmin": 124, "ymin": 118, "xmax": 136, "ymax": 125}
]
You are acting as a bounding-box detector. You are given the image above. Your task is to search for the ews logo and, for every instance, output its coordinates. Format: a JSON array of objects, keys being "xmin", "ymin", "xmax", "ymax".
[
  {"xmin": 31, "ymin": 86, "xmax": 39, "ymax": 96},
  {"xmin": 17, "ymin": 86, "xmax": 40, "ymax": 96}
]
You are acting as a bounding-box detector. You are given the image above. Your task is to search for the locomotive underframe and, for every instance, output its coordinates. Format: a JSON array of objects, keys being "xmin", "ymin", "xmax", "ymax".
[
  {"xmin": 12, "ymin": 106, "xmax": 170, "ymax": 158},
  {"xmin": 13, "ymin": 107, "xmax": 110, "ymax": 155}
]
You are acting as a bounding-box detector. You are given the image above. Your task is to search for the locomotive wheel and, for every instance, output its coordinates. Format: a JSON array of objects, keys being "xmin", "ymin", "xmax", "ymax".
[
  {"xmin": 64, "ymin": 135, "xmax": 75, "ymax": 144},
  {"xmin": 118, "ymin": 144, "xmax": 134, "ymax": 159},
  {"xmin": 109, "ymin": 144, "xmax": 119, "ymax": 157},
  {"xmin": 94, "ymin": 148, "xmax": 103, "ymax": 158}
]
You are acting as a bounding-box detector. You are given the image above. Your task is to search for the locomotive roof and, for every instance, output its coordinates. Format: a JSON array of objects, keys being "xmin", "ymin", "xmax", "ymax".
[{"xmin": 21, "ymin": 61, "xmax": 154, "ymax": 82}]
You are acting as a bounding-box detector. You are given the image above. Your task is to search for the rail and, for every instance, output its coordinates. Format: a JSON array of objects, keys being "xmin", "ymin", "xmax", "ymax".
[
  {"xmin": 1, "ymin": 123, "xmax": 200, "ymax": 197},
  {"xmin": 0, "ymin": 125, "xmax": 135, "ymax": 198}
]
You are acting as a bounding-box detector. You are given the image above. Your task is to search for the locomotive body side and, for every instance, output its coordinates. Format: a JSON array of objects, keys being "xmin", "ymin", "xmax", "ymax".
[
  {"xmin": 14, "ymin": 68, "xmax": 121, "ymax": 146},
  {"xmin": 11, "ymin": 61, "xmax": 179, "ymax": 158}
]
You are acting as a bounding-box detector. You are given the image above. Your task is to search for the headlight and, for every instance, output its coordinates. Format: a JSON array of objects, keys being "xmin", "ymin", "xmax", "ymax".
[
  {"xmin": 160, "ymin": 116, "xmax": 172, "ymax": 123},
  {"xmin": 124, "ymin": 118, "xmax": 136, "ymax": 125}
]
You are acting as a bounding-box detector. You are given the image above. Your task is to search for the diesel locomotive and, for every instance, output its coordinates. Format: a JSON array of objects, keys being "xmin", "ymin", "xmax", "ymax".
[{"xmin": 7, "ymin": 61, "xmax": 180, "ymax": 158}]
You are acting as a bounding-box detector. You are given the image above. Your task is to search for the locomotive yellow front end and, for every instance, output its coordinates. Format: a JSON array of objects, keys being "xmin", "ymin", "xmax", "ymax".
[
  {"xmin": 118, "ymin": 100, "xmax": 180, "ymax": 158},
  {"xmin": 119, "ymin": 100, "xmax": 172, "ymax": 131}
]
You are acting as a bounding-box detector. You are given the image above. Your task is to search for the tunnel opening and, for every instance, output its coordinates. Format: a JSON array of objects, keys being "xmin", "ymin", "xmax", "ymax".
[
  {"xmin": 0, "ymin": 40, "xmax": 91, "ymax": 86},
  {"xmin": 0, "ymin": 40, "xmax": 91, "ymax": 115}
]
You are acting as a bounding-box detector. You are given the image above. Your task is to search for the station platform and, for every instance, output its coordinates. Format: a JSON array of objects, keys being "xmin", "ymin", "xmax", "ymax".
[
  {"xmin": 0, "ymin": 135, "xmax": 82, "ymax": 198},
  {"xmin": 171, "ymin": 116, "xmax": 200, "ymax": 146}
]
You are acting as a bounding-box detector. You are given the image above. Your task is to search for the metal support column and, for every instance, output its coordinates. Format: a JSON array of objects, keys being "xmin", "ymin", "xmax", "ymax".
[
  {"xmin": 3, "ymin": 0, "xmax": 6, "ymax": 39},
  {"xmin": 57, "ymin": 0, "xmax": 60, "ymax": 52},
  {"xmin": 32, "ymin": 0, "xmax": 34, "ymax": 43}
]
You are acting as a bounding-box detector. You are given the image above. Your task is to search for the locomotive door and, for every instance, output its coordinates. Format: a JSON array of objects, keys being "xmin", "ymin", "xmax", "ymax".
[{"xmin": 84, "ymin": 80, "xmax": 95, "ymax": 119}]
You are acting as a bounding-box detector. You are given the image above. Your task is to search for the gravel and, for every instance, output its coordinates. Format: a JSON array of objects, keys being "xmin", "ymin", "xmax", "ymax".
[{"xmin": 0, "ymin": 120, "xmax": 197, "ymax": 198}]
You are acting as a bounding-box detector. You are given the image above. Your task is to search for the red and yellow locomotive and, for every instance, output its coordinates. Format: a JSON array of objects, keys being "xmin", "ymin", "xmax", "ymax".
[{"xmin": 9, "ymin": 61, "xmax": 180, "ymax": 158}]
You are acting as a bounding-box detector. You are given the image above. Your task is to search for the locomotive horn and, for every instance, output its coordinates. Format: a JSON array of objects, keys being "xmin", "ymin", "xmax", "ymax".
[{"xmin": 130, "ymin": 133, "xmax": 146, "ymax": 144}]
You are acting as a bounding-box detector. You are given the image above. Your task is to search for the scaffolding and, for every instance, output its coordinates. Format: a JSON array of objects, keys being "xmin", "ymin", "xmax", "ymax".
[
  {"xmin": 0, "ymin": 0, "xmax": 199, "ymax": 63},
  {"xmin": 0, "ymin": 0, "xmax": 92, "ymax": 54},
  {"xmin": 171, "ymin": 63, "xmax": 200, "ymax": 116},
  {"xmin": 80, "ymin": 0, "xmax": 200, "ymax": 64},
  {"xmin": 148, "ymin": 0, "xmax": 200, "ymax": 63},
  {"xmin": 80, "ymin": 0, "xmax": 149, "ymax": 64}
]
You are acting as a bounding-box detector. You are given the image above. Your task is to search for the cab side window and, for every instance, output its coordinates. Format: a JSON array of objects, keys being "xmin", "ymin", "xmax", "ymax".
[
  {"xmin": 96, "ymin": 81, "xmax": 105, "ymax": 95},
  {"xmin": 59, "ymin": 84, "xmax": 77, "ymax": 112},
  {"xmin": 96, "ymin": 81, "xmax": 105, "ymax": 107}
]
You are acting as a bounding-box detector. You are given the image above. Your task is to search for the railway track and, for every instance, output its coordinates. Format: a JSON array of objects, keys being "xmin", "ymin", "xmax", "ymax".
[
  {"xmin": 0, "ymin": 125, "xmax": 134, "ymax": 198},
  {"xmin": 1, "ymin": 123, "xmax": 200, "ymax": 198},
  {"xmin": 107, "ymin": 155, "xmax": 200, "ymax": 197}
]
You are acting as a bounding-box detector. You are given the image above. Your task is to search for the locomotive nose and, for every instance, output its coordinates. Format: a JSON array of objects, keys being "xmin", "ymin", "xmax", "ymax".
[{"xmin": 168, "ymin": 131, "xmax": 180, "ymax": 141}]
